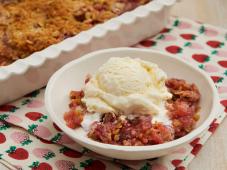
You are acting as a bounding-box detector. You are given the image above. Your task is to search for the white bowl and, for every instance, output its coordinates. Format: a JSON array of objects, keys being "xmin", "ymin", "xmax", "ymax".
[{"xmin": 45, "ymin": 48, "xmax": 219, "ymax": 160}]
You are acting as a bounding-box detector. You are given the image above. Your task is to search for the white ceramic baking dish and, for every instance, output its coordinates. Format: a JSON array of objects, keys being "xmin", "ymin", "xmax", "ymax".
[{"xmin": 0, "ymin": 0, "xmax": 177, "ymax": 105}]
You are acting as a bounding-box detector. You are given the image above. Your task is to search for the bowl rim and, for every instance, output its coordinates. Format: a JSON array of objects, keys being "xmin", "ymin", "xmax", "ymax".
[{"xmin": 45, "ymin": 47, "xmax": 220, "ymax": 152}]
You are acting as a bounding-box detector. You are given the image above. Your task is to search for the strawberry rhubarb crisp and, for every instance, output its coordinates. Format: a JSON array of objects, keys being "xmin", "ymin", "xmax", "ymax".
[
  {"xmin": 64, "ymin": 57, "xmax": 200, "ymax": 146},
  {"xmin": 0, "ymin": 0, "xmax": 149, "ymax": 66}
]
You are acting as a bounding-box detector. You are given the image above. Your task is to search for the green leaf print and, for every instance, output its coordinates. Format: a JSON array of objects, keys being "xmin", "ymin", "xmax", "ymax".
[
  {"xmin": 21, "ymin": 99, "xmax": 32, "ymax": 105},
  {"xmin": 0, "ymin": 123, "xmax": 10, "ymax": 131},
  {"xmin": 6, "ymin": 146, "xmax": 16, "ymax": 153},
  {"xmin": 42, "ymin": 115, "xmax": 48, "ymax": 119},
  {"xmin": 25, "ymin": 90, "xmax": 40, "ymax": 98},
  {"xmin": 37, "ymin": 115, "xmax": 48, "ymax": 122},
  {"xmin": 21, "ymin": 139, "xmax": 33, "ymax": 146},
  {"xmin": 173, "ymin": 19, "xmax": 180, "ymax": 27},
  {"xmin": 80, "ymin": 159, "xmax": 93, "ymax": 168},
  {"xmin": 0, "ymin": 114, "xmax": 8, "ymax": 121},
  {"xmin": 50, "ymin": 133, "xmax": 62, "ymax": 143},
  {"xmin": 224, "ymin": 70, "xmax": 227, "ymax": 76},
  {"xmin": 199, "ymin": 25, "xmax": 205, "ymax": 34},
  {"xmin": 199, "ymin": 64, "xmax": 204, "ymax": 69},
  {"xmin": 28, "ymin": 124, "xmax": 38, "ymax": 134},
  {"xmin": 81, "ymin": 147, "xmax": 90, "ymax": 154},
  {"xmin": 184, "ymin": 42, "xmax": 191, "ymax": 47},
  {"xmin": 157, "ymin": 34, "xmax": 165, "ymax": 40},
  {"xmin": 183, "ymin": 155, "xmax": 189, "ymax": 161},
  {"xmin": 211, "ymin": 50, "xmax": 218, "ymax": 55},
  {"xmin": 44, "ymin": 152, "xmax": 55, "ymax": 160},
  {"xmin": 140, "ymin": 163, "xmax": 150, "ymax": 170},
  {"xmin": 29, "ymin": 161, "xmax": 39, "ymax": 168}
]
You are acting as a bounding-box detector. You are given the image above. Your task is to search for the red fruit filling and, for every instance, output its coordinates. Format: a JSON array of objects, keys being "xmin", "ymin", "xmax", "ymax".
[{"xmin": 63, "ymin": 78, "xmax": 200, "ymax": 145}]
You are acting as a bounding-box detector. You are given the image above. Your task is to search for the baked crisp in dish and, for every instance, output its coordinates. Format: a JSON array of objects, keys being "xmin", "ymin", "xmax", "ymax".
[
  {"xmin": 64, "ymin": 79, "xmax": 200, "ymax": 146},
  {"xmin": 0, "ymin": 0, "xmax": 149, "ymax": 66},
  {"xmin": 63, "ymin": 57, "xmax": 201, "ymax": 146}
]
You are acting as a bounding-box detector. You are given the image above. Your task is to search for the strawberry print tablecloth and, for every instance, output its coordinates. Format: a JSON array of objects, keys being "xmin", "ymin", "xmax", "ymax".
[{"xmin": 0, "ymin": 17, "xmax": 227, "ymax": 170}]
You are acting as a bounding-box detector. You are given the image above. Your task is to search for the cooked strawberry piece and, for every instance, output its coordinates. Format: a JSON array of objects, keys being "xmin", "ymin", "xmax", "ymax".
[
  {"xmin": 64, "ymin": 111, "xmax": 76, "ymax": 129},
  {"xmin": 166, "ymin": 78, "xmax": 200, "ymax": 139},
  {"xmin": 70, "ymin": 91, "xmax": 84, "ymax": 99},
  {"xmin": 166, "ymin": 79, "xmax": 200, "ymax": 102},
  {"xmin": 64, "ymin": 110, "xmax": 84, "ymax": 129},
  {"xmin": 88, "ymin": 115, "xmax": 173, "ymax": 146},
  {"xmin": 102, "ymin": 113, "xmax": 117, "ymax": 123},
  {"xmin": 169, "ymin": 101, "xmax": 195, "ymax": 118},
  {"xmin": 73, "ymin": 111, "xmax": 84, "ymax": 126},
  {"xmin": 69, "ymin": 99, "xmax": 82, "ymax": 108}
]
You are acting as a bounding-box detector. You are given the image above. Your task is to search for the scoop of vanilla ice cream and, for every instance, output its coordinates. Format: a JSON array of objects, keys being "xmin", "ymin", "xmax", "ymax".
[
  {"xmin": 97, "ymin": 57, "xmax": 151, "ymax": 96},
  {"xmin": 82, "ymin": 57, "xmax": 172, "ymax": 123}
]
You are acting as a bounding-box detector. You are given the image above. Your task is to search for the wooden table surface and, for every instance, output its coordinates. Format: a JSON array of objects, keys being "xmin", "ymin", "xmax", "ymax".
[
  {"xmin": 0, "ymin": 1, "xmax": 226, "ymax": 170},
  {"xmin": 171, "ymin": 0, "xmax": 227, "ymax": 170}
]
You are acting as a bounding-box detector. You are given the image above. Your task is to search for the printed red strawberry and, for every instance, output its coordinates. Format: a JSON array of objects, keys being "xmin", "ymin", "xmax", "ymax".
[
  {"xmin": 207, "ymin": 40, "xmax": 224, "ymax": 48},
  {"xmin": 208, "ymin": 119, "xmax": 219, "ymax": 133},
  {"xmin": 10, "ymin": 131, "xmax": 32, "ymax": 146},
  {"xmin": 199, "ymin": 64, "xmax": 219, "ymax": 73},
  {"xmin": 159, "ymin": 27, "xmax": 171, "ymax": 33},
  {"xmin": 191, "ymin": 144, "xmax": 202, "ymax": 156},
  {"xmin": 220, "ymin": 100, "xmax": 227, "ymax": 112},
  {"xmin": 51, "ymin": 133, "xmax": 75, "ymax": 144},
  {"xmin": 29, "ymin": 161, "xmax": 52, "ymax": 170},
  {"xmin": 28, "ymin": 124, "xmax": 52, "ymax": 138},
  {"xmin": 180, "ymin": 34, "xmax": 196, "ymax": 40},
  {"xmin": 80, "ymin": 159, "xmax": 106, "ymax": 170},
  {"xmin": 173, "ymin": 19, "xmax": 191, "ymax": 29},
  {"xmin": 175, "ymin": 166, "xmax": 186, "ymax": 170},
  {"xmin": 166, "ymin": 45, "xmax": 182, "ymax": 54},
  {"xmin": 211, "ymin": 76, "xmax": 224, "ymax": 83},
  {"xmin": 199, "ymin": 26, "xmax": 218, "ymax": 37},
  {"xmin": 27, "ymin": 100, "xmax": 44, "ymax": 108},
  {"xmin": 139, "ymin": 40, "xmax": 156, "ymax": 47},
  {"xmin": 6, "ymin": 146, "xmax": 29, "ymax": 160},
  {"xmin": 0, "ymin": 114, "xmax": 22, "ymax": 125},
  {"xmin": 190, "ymin": 137, "xmax": 200, "ymax": 147},
  {"xmin": 55, "ymin": 160, "xmax": 77, "ymax": 170},
  {"xmin": 218, "ymin": 60, "xmax": 227, "ymax": 68},
  {"xmin": 0, "ymin": 104, "xmax": 18, "ymax": 112},
  {"xmin": 0, "ymin": 132, "xmax": 6, "ymax": 144},
  {"xmin": 218, "ymin": 86, "xmax": 227, "ymax": 94},
  {"xmin": 171, "ymin": 159, "xmax": 182, "ymax": 167},
  {"xmin": 184, "ymin": 42, "xmax": 204, "ymax": 49},
  {"xmin": 192, "ymin": 54, "xmax": 210, "ymax": 63},
  {"xmin": 25, "ymin": 112, "xmax": 43, "ymax": 121},
  {"xmin": 33, "ymin": 148, "xmax": 55, "ymax": 160},
  {"xmin": 25, "ymin": 112, "xmax": 47, "ymax": 122},
  {"xmin": 53, "ymin": 122, "xmax": 62, "ymax": 132},
  {"xmin": 60, "ymin": 147, "xmax": 83, "ymax": 158},
  {"xmin": 211, "ymin": 50, "xmax": 227, "ymax": 57},
  {"xmin": 157, "ymin": 34, "xmax": 176, "ymax": 41}
]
